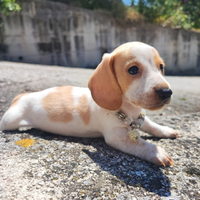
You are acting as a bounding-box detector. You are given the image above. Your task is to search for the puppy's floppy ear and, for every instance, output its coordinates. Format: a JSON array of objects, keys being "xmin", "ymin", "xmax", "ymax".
[{"xmin": 88, "ymin": 53, "xmax": 123, "ymax": 111}]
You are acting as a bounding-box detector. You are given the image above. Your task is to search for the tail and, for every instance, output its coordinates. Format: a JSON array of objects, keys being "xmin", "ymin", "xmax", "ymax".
[{"xmin": 0, "ymin": 93, "xmax": 29, "ymax": 131}]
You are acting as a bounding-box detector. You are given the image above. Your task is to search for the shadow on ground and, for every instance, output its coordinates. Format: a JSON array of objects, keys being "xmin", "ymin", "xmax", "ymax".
[{"xmin": 4, "ymin": 128, "xmax": 172, "ymax": 197}]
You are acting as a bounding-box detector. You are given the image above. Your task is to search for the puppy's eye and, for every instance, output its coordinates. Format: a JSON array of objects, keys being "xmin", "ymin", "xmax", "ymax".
[
  {"xmin": 160, "ymin": 64, "xmax": 164, "ymax": 72},
  {"xmin": 128, "ymin": 66, "xmax": 139, "ymax": 75}
]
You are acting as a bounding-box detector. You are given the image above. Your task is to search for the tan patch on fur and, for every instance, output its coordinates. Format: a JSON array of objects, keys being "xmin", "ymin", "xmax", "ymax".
[
  {"xmin": 76, "ymin": 94, "xmax": 90, "ymax": 125},
  {"xmin": 114, "ymin": 46, "xmax": 142, "ymax": 94},
  {"xmin": 115, "ymin": 60, "xmax": 142, "ymax": 93},
  {"xmin": 42, "ymin": 86, "xmax": 74, "ymax": 123},
  {"xmin": 88, "ymin": 54, "xmax": 123, "ymax": 111},
  {"xmin": 153, "ymin": 48, "xmax": 165, "ymax": 74},
  {"xmin": 10, "ymin": 93, "xmax": 28, "ymax": 108}
]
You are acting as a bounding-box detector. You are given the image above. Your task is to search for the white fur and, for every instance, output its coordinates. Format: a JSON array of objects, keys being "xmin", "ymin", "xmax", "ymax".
[{"xmin": 0, "ymin": 42, "xmax": 178, "ymax": 166}]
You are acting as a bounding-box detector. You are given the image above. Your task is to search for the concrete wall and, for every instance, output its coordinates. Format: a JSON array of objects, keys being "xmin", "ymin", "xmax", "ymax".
[{"xmin": 0, "ymin": 0, "xmax": 200, "ymax": 75}]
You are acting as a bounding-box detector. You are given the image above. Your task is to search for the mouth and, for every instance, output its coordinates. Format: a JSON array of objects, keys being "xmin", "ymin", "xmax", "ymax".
[
  {"xmin": 161, "ymin": 98, "xmax": 171, "ymax": 105},
  {"xmin": 141, "ymin": 98, "xmax": 171, "ymax": 111}
]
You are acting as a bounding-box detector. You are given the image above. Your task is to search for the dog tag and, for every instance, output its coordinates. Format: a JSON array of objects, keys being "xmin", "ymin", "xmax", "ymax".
[{"xmin": 129, "ymin": 129, "xmax": 140, "ymax": 141}]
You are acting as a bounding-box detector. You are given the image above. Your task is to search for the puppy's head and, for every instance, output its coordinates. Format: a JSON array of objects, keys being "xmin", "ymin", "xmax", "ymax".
[{"xmin": 88, "ymin": 42, "xmax": 172, "ymax": 111}]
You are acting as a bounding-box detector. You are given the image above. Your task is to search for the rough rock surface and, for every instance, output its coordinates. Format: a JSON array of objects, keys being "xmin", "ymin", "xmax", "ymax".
[{"xmin": 0, "ymin": 62, "xmax": 200, "ymax": 200}]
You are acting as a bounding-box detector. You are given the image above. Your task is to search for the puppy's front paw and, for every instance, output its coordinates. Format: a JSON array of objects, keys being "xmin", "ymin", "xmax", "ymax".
[
  {"xmin": 151, "ymin": 125, "xmax": 179, "ymax": 139},
  {"xmin": 148, "ymin": 145, "xmax": 174, "ymax": 166},
  {"xmin": 160, "ymin": 126, "xmax": 179, "ymax": 138}
]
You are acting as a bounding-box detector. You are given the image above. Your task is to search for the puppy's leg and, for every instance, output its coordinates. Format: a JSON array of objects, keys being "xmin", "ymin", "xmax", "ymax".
[
  {"xmin": 104, "ymin": 127, "xmax": 173, "ymax": 166},
  {"xmin": 140, "ymin": 116, "xmax": 179, "ymax": 138},
  {"xmin": 0, "ymin": 106, "xmax": 31, "ymax": 131}
]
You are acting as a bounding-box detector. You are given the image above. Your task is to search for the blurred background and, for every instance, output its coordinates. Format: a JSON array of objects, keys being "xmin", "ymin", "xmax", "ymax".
[{"xmin": 0, "ymin": 0, "xmax": 200, "ymax": 75}]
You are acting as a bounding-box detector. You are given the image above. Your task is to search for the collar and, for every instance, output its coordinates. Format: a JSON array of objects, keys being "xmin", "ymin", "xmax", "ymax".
[{"xmin": 115, "ymin": 109, "xmax": 146, "ymax": 142}]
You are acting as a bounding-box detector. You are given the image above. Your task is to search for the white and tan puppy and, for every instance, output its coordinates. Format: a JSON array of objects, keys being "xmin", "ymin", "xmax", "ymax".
[{"xmin": 0, "ymin": 42, "xmax": 178, "ymax": 166}]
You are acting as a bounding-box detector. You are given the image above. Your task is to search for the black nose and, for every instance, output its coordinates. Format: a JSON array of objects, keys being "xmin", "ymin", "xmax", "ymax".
[{"xmin": 156, "ymin": 88, "xmax": 172, "ymax": 101}]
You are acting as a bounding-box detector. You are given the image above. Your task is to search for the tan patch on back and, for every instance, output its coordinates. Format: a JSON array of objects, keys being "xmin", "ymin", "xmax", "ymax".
[
  {"xmin": 10, "ymin": 93, "xmax": 28, "ymax": 108},
  {"xmin": 76, "ymin": 94, "xmax": 91, "ymax": 125},
  {"xmin": 42, "ymin": 86, "xmax": 74, "ymax": 123}
]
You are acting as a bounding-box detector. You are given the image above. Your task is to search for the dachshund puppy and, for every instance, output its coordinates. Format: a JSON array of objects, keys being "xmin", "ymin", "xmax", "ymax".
[{"xmin": 0, "ymin": 42, "xmax": 178, "ymax": 166}]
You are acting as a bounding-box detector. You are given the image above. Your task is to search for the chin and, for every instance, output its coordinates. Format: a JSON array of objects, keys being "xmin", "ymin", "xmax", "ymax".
[{"xmin": 140, "ymin": 99, "xmax": 171, "ymax": 111}]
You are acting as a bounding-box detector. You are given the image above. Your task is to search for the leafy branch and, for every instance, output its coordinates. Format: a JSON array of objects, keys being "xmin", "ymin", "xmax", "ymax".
[{"xmin": 0, "ymin": 0, "xmax": 21, "ymax": 15}]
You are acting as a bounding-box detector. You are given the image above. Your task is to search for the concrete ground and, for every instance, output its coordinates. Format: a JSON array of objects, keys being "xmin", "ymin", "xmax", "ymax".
[{"xmin": 0, "ymin": 62, "xmax": 200, "ymax": 200}]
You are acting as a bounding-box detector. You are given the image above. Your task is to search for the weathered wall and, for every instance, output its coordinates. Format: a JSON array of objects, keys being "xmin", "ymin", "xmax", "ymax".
[{"xmin": 0, "ymin": 0, "xmax": 200, "ymax": 75}]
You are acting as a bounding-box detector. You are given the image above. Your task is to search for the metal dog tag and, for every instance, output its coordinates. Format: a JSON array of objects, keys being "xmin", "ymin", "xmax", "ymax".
[{"xmin": 129, "ymin": 129, "xmax": 140, "ymax": 141}]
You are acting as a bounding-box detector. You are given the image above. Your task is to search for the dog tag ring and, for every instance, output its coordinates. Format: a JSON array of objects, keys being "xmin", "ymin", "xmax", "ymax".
[{"xmin": 115, "ymin": 109, "xmax": 145, "ymax": 142}]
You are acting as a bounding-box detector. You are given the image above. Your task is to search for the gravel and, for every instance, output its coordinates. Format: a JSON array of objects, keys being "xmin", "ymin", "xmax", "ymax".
[{"xmin": 0, "ymin": 61, "xmax": 200, "ymax": 200}]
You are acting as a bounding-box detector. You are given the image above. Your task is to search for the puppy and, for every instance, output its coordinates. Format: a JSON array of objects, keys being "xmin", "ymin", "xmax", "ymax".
[{"xmin": 0, "ymin": 42, "xmax": 178, "ymax": 166}]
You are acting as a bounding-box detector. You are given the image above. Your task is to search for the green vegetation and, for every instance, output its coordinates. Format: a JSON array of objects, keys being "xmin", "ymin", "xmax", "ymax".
[
  {"xmin": 48, "ymin": 0, "xmax": 200, "ymax": 30},
  {"xmin": 0, "ymin": 0, "xmax": 20, "ymax": 31},
  {"xmin": 1, "ymin": 0, "xmax": 198, "ymax": 30},
  {"xmin": 49, "ymin": 0, "xmax": 127, "ymax": 19},
  {"xmin": 0, "ymin": 0, "xmax": 21, "ymax": 15},
  {"xmin": 132, "ymin": 0, "xmax": 200, "ymax": 30}
]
